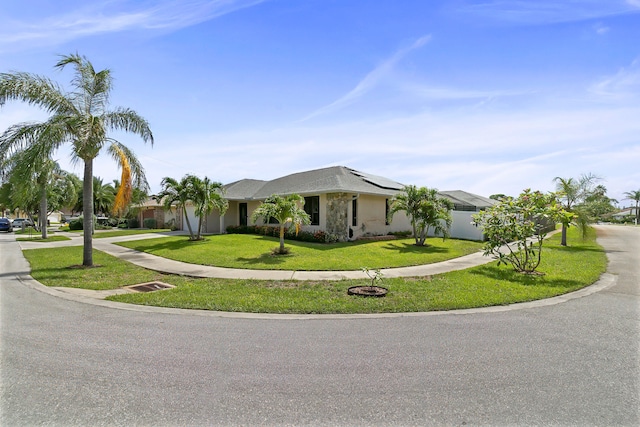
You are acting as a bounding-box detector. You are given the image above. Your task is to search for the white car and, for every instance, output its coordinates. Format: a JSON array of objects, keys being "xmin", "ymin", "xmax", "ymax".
[{"xmin": 12, "ymin": 218, "xmax": 34, "ymax": 228}]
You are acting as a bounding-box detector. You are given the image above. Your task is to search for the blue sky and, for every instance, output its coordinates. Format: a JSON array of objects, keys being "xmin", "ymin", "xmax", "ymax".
[{"xmin": 1, "ymin": 0, "xmax": 639, "ymax": 205}]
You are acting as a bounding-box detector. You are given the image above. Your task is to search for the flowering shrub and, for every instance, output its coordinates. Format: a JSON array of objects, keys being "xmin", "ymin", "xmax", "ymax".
[
  {"xmin": 226, "ymin": 225, "xmax": 327, "ymax": 243},
  {"xmin": 472, "ymin": 189, "xmax": 572, "ymax": 274}
]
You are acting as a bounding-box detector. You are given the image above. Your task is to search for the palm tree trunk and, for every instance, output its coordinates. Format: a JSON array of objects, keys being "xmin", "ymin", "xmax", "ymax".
[
  {"xmin": 561, "ymin": 223, "xmax": 568, "ymax": 246},
  {"xmin": 196, "ymin": 216, "xmax": 203, "ymax": 240},
  {"xmin": 279, "ymin": 225, "xmax": 285, "ymax": 254},
  {"xmin": 82, "ymin": 160, "xmax": 94, "ymax": 266},
  {"xmin": 40, "ymin": 186, "xmax": 48, "ymax": 239},
  {"xmin": 183, "ymin": 206, "xmax": 195, "ymax": 240}
]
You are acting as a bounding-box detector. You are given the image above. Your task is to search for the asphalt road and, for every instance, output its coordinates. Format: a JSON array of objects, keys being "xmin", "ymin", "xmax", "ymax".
[{"xmin": 1, "ymin": 225, "xmax": 638, "ymax": 426}]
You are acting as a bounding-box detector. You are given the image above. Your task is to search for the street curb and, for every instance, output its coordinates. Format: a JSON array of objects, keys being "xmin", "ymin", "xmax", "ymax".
[{"xmin": 16, "ymin": 271, "xmax": 618, "ymax": 320}]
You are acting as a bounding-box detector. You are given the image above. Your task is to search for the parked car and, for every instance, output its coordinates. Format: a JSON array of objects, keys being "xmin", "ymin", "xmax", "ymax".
[
  {"xmin": 0, "ymin": 217, "xmax": 12, "ymax": 232},
  {"xmin": 12, "ymin": 218, "xmax": 34, "ymax": 228}
]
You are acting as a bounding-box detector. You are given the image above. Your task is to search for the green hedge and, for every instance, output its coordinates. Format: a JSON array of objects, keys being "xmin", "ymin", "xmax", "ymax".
[
  {"xmin": 226, "ymin": 225, "xmax": 327, "ymax": 243},
  {"xmin": 143, "ymin": 218, "xmax": 157, "ymax": 229}
]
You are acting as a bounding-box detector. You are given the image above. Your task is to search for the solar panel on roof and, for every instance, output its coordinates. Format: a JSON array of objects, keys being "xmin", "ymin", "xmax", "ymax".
[{"xmin": 349, "ymin": 169, "xmax": 404, "ymax": 190}]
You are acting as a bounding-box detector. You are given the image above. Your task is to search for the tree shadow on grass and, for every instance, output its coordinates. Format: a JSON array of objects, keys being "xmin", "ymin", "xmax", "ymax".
[
  {"xmin": 469, "ymin": 265, "xmax": 585, "ymax": 289},
  {"xmin": 382, "ymin": 241, "xmax": 449, "ymax": 254},
  {"xmin": 117, "ymin": 238, "xmax": 208, "ymax": 253},
  {"xmin": 235, "ymin": 253, "xmax": 289, "ymax": 266},
  {"xmin": 548, "ymin": 245, "xmax": 607, "ymax": 254}
]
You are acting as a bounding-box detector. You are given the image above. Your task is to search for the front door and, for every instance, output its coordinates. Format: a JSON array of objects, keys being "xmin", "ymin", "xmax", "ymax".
[{"xmin": 239, "ymin": 203, "xmax": 248, "ymax": 226}]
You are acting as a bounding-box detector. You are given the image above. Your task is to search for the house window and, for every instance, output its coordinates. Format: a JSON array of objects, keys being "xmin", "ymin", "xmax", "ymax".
[
  {"xmin": 304, "ymin": 196, "xmax": 320, "ymax": 226},
  {"xmin": 385, "ymin": 199, "xmax": 390, "ymax": 225},
  {"xmin": 352, "ymin": 198, "xmax": 357, "ymax": 226}
]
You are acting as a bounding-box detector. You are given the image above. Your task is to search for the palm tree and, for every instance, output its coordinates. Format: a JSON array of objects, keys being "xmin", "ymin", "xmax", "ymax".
[
  {"xmin": 189, "ymin": 175, "xmax": 228, "ymax": 240},
  {"xmin": 553, "ymin": 173, "xmax": 599, "ymax": 246},
  {"xmin": 4, "ymin": 146, "xmax": 75, "ymax": 238},
  {"xmin": 92, "ymin": 177, "xmax": 115, "ymax": 216},
  {"xmin": 156, "ymin": 175, "xmax": 198, "ymax": 240},
  {"xmin": 387, "ymin": 185, "xmax": 454, "ymax": 246},
  {"xmin": 0, "ymin": 54, "xmax": 153, "ymax": 265},
  {"xmin": 623, "ymin": 189, "xmax": 640, "ymax": 225},
  {"xmin": 251, "ymin": 194, "xmax": 311, "ymax": 254}
]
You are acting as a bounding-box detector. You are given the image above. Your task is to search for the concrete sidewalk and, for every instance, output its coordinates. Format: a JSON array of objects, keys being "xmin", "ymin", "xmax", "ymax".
[{"xmin": 18, "ymin": 230, "xmax": 496, "ymax": 281}]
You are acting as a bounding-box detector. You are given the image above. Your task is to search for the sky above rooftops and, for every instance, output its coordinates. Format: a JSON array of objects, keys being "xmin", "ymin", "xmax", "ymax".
[{"xmin": 1, "ymin": 0, "xmax": 639, "ymax": 205}]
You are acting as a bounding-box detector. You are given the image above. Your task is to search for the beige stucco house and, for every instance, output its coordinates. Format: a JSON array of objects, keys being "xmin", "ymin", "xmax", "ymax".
[{"xmin": 178, "ymin": 166, "xmax": 495, "ymax": 241}]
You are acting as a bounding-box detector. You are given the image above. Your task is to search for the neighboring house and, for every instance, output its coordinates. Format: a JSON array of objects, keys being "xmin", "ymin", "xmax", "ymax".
[
  {"xmin": 137, "ymin": 198, "xmax": 179, "ymax": 229},
  {"xmin": 182, "ymin": 166, "xmax": 495, "ymax": 241},
  {"xmin": 611, "ymin": 207, "xmax": 639, "ymax": 222}
]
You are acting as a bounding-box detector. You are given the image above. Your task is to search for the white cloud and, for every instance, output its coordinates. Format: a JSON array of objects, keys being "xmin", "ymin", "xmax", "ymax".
[
  {"xmin": 590, "ymin": 58, "xmax": 640, "ymax": 99},
  {"xmin": 298, "ymin": 35, "xmax": 432, "ymax": 122},
  {"xmin": 80, "ymin": 101, "xmax": 638, "ymax": 205},
  {"xmin": 456, "ymin": 0, "xmax": 640, "ymax": 25},
  {"xmin": 0, "ymin": 0, "xmax": 268, "ymax": 52},
  {"xmin": 593, "ymin": 22, "xmax": 610, "ymax": 34}
]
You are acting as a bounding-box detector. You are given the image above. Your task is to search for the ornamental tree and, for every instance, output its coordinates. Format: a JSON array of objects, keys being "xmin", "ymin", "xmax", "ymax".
[
  {"xmin": 472, "ymin": 189, "xmax": 572, "ymax": 274},
  {"xmin": 553, "ymin": 173, "xmax": 599, "ymax": 246},
  {"xmin": 157, "ymin": 174, "xmax": 227, "ymax": 241},
  {"xmin": 251, "ymin": 194, "xmax": 311, "ymax": 255},
  {"xmin": 387, "ymin": 185, "xmax": 454, "ymax": 246}
]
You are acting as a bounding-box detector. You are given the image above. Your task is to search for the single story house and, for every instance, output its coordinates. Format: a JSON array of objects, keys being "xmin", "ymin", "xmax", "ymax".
[
  {"xmin": 179, "ymin": 166, "xmax": 495, "ymax": 241},
  {"xmin": 137, "ymin": 198, "xmax": 179, "ymax": 229},
  {"xmin": 611, "ymin": 207, "xmax": 639, "ymax": 222}
]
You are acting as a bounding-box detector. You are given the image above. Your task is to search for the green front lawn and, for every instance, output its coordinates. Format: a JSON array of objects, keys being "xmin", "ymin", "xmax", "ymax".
[
  {"xmin": 116, "ymin": 234, "xmax": 484, "ymax": 270},
  {"xmin": 22, "ymin": 227, "xmax": 607, "ymax": 314},
  {"xmin": 17, "ymin": 235, "xmax": 71, "ymax": 242},
  {"xmin": 93, "ymin": 228, "xmax": 171, "ymax": 239}
]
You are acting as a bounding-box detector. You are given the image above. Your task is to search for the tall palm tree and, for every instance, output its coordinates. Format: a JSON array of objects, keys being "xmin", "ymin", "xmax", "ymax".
[
  {"xmin": 189, "ymin": 175, "xmax": 228, "ymax": 240},
  {"xmin": 4, "ymin": 146, "xmax": 75, "ymax": 238},
  {"xmin": 251, "ymin": 194, "xmax": 311, "ymax": 254},
  {"xmin": 553, "ymin": 173, "xmax": 599, "ymax": 246},
  {"xmin": 623, "ymin": 189, "xmax": 640, "ymax": 225},
  {"xmin": 156, "ymin": 175, "xmax": 198, "ymax": 240},
  {"xmin": 387, "ymin": 185, "xmax": 454, "ymax": 246},
  {"xmin": 0, "ymin": 54, "xmax": 153, "ymax": 265}
]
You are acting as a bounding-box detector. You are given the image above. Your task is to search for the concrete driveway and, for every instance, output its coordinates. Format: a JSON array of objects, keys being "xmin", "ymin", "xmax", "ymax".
[{"xmin": 1, "ymin": 225, "xmax": 638, "ymax": 426}]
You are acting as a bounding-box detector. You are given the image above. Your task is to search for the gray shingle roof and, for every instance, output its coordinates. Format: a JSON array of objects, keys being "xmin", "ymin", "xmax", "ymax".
[
  {"xmin": 220, "ymin": 167, "xmax": 494, "ymax": 206},
  {"xmin": 223, "ymin": 179, "xmax": 268, "ymax": 200},
  {"xmin": 439, "ymin": 190, "xmax": 496, "ymax": 209},
  {"xmin": 225, "ymin": 166, "xmax": 405, "ymax": 200}
]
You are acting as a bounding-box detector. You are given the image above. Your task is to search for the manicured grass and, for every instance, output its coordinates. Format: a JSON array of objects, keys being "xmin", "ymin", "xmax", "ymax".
[
  {"xmin": 17, "ymin": 235, "xmax": 71, "ymax": 242},
  {"xmin": 22, "ymin": 227, "xmax": 607, "ymax": 313},
  {"xmin": 23, "ymin": 247, "xmax": 167, "ymax": 290},
  {"xmin": 12, "ymin": 227, "xmax": 37, "ymax": 235},
  {"xmin": 117, "ymin": 234, "xmax": 484, "ymax": 270},
  {"xmin": 93, "ymin": 229, "xmax": 171, "ymax": 239}
]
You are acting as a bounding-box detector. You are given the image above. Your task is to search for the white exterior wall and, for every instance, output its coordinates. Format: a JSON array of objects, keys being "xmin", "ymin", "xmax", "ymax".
[
  {"xmin": 184, "ymin": 205, "xmax": 201, "ymax": 234},
  {"xmin": 349, "ymin": 195, "xmax": 412, "ymax": 239},
  {"xmin": 244, "ymin": 201, "xmax": 272, "ymax": 226},
  {"xmin": 205, "ymin": 211, "xmax": 222, "ymax": 233},
  {"xmin": 426, "ymin": 210, "xmax": 484, "ymax": 241},
  {"xmin": 218, "ymin": 196, "xmax": 482, "ymax": 241},
  {"xmin": 223, "ymin": 203, "xmax": 239, "ymax": 228},
  {"xmin": 450, "ymin": 211, "xmax": 484, "ymax": 240}
]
